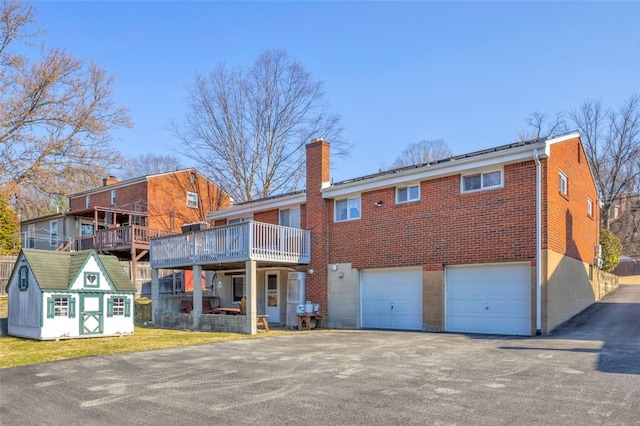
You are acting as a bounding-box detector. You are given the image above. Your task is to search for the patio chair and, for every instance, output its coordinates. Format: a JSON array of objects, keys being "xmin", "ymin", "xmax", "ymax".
[{"xmin": 180, "ymin": 300, "xmax": 193, "ymax": 313}]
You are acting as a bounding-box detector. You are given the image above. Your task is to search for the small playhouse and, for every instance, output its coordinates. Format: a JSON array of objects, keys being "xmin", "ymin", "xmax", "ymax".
[{"xmin": 6, "ymin": 249, "xmax": 136, "ymax": 340}]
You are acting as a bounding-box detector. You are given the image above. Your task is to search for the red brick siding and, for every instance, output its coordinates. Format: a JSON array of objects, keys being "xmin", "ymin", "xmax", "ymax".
[
  {"xmin": 69, "ymin": 181, "xmax": 148, "ymax": 212},
  {"xmin": 147, "ymin": 171, "xmax": 229, "ymax": 232},
  {"xmin": 305, "ymin": 140, "xmax": 331, "ymax": 311},
  {"xmin": 254, "ymin": 209, "xmax": 278, "ymax": 225},
  {"xmin": 545, "ymin": 138, "xmax": 599, "ymax": 262},
  {"xmin": 327, "ymin": 161, "xmax": 538, "ymax": 271}
]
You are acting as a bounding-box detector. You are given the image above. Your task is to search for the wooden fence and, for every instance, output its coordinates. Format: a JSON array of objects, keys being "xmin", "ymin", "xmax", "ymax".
[{"xmin": 0, "ymin": 256, "xmax": 17, "ymax": 297}]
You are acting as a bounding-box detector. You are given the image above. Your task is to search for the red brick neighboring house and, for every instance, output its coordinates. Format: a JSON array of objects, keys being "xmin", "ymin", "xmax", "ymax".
[
  {"xmin": 20, "ymin": 169, "xmax": 230, "ymax": 289},
  {"xmin": 151, "ymin": 132, "xmax": 602, "ymax": 336}
]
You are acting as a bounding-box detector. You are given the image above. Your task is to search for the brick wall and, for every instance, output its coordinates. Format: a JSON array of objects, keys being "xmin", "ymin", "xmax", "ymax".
[
  {"xmin": 69, "ymin": 181, "xmax": 147, "ymax": 212},
  {"xmin": 147, "ymin": 170, "xmax": 228, "ymax": 232},
  {"xmin": 325, "ymin": 161, "xmax": 538, "ymax": 271},
  {"xmin": 545, "ymin": 137, "xmax": 599, "ymax": 263},
  {"xmin": 305, "ymin": 140, "xmax": 330, "ymax": 312},
  {"xmin": 254, "ymin": 209, "xmax": 278, "ymax": 224}
]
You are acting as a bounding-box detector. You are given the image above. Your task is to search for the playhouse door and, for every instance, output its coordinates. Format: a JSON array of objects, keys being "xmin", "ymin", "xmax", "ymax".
[{"xmin": 80, "ymin": 294, "xmax": 104, "ymax": 335}]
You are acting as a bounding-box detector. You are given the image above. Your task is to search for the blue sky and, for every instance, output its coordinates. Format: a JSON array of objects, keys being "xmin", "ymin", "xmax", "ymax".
[{"xmin": 32, "ymin": 1, "xmax": 640, "ymax": 183}]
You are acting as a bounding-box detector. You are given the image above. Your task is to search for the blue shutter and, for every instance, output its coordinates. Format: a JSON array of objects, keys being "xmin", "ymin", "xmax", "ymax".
[
  {"xmin": 46, "ymin": 297, "xmax": 54, "ymax": 318},
  {"xmin": 107, "ymin": 297, "xmax": 114, "ymax": 317},
  {"xmin": 69, "ymin": 297, "xmax": 76, "ymax": 318},
  {"xmin": 125, "ymin": 298, "xmax": 131, "ymax": 318}
]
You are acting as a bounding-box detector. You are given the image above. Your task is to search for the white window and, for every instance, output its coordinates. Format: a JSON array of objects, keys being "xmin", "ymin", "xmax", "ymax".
[
  {"xmin": 396, "ymin": 184, "xmax": 420, "ymax": 204},
  {"xmin": 233, "ymin": 276, "xmax": 245, "ymax": 302},
  {"xmin": 54, "ymin": 297, "xmax": 69, "ymax": 317},
  {"xmin": 186, "ymin": 191, "xmax": 198, "ymax": 208},
  {"xmin": 587, "ymin": 198, "xmax": 593, "ymax": 217},
  {"xmin": 49, "ymin": 220, "xmax": 58, "ymax": 247},
  {"xmin": 559, "ymin": 171, "xmax": 568, "ymax": 196},
  {"xmin": 279, "ymin": 207, "xmax": 301, "ymax": 228},
  {"xmin": 85, "ymin": 195, "xmax": 91, "ymax": 208},
  {"xmin": 462, "ymin": 170, "xmax": 503, "ymax": 192},
  {"xmin": 110, "ymin": 189, "xmax": 116, "ymax": 205},
  {"xmin": 113, "ymin": 297, "xmax": 125, "ymax": 316},
  {"xmin": 335, "ymin": 197, "xmax": 361, "ymax": 222}
]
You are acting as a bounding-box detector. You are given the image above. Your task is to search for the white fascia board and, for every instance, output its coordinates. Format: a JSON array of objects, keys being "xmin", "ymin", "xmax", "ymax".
[
  {"xmin": 546, "ymin": 131, "xmax": 580, "ymax": 145},
  {"xmin": 205, "ymin": 192, "xmax": 307, "ymax": 221},
  {"xmin": 322, "ymin": 142, "xmax": 549, "ymax": 199}
]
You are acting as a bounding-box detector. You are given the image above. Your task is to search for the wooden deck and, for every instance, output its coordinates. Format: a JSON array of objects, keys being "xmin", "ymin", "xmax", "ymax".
[{"xmin": 150, "ymin": 221, "xmax": 311, "ymax": 268}]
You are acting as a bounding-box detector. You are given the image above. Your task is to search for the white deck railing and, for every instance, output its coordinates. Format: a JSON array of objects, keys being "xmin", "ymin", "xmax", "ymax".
[{"xmin": 150, "ymin": 221, "xmax": 311, "ymax": 268}]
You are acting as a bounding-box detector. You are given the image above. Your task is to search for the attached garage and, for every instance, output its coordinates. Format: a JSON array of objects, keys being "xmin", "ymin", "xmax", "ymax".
[
  {"xmin": 445, "ymin": 263, "xmax": 531, "ymax": 336},
  {"xmin": 361, "ymin": 267, "xmax": 423, "ymax": 331}
]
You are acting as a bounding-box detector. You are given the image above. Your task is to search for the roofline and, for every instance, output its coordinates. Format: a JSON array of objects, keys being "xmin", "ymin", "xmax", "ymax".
[
  {"xmin": 206, "ymin": 191, "xmax": 306, "ymax": 221},
  {"xmin": 70, "ymin": 168, "xmax": 229, "ymax": 198},
  {"xmin": 322, "ymin": 131, "xmax": 581, "ymax": 199},
  {"xmin": 20, "ymin": 212, "xmax": 67, "ymax": 225}
]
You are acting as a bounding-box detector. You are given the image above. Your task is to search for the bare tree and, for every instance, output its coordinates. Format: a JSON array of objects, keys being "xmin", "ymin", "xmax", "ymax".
[
  {"xmin": 173, "ymin": 49, "xmax": 348, "ymax": 202},
  {"xmin": 389, "ymin": 139, "xmax": 452, "ymax": 169},
  {"xmin": 569, "ymin": 94, "xmax": 640, "ymax": 229},
  {"xmin": 120, "ymin": 153, "xmax": 185, "ymax": 180},
  {"xmin": 518, "ymin": 111, "xmax": 567, "ymax": 141},
  {"xmin": 0, "ymin": 1, "xmax": 131, "ymax": 218}
]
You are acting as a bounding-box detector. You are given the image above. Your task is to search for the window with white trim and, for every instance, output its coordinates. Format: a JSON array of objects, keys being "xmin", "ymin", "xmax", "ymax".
[
  {"xmin": 46, "ymin": 295, "xmax": 76, "ymax": 318},
  {"xmin": 279, "ymin": 207, "xmax": 301, "ymax": 228},
  {"xmin": 186, "ymin": 191, "xmax": 198, "ymax": 208},
  {"xmin": 462, "ymin": 170, "xmax": 503, "ymax": 192},
  {"xmin": 49, "ymin": 220, "xmax": 59, "ymax": 247},
  {"xmin": 335, "ymin": 197, "xmax": 361, "ymax": 222},
  {"xmin": 396, "ymin": 184, "xmax": 420, "ymax": 204},
  {"xmin": 85, "ymin": 195, "xmax": 91, "ymax": 208},
  {"xmin": 110, "ymin": 189, "xmax": 116, "ymax": 205},
  {"xmin": 559, "ymin": 171, "xmax": 568, "ymax": 196},
  {"xmin": 587, "ymin": 197, "xmax": 593, "ymax": 217}
]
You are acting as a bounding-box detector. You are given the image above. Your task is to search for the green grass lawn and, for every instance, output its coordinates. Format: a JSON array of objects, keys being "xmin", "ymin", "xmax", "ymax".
[{"xmin": 0, "ymin": 326, "xmax": 292, "ymax": 369}]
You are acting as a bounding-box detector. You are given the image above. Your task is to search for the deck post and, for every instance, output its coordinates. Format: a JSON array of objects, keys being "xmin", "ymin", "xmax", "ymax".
[
  {"xmin": 192, "ymin": 264, "xmax": 202, "ymax": 328},
  {"xmin": 151, "ymin": 268, "xmax": 159, "ymax": 324},
  {"xmin": 245, "ymin": 260, "xmax": 257, "ymax": 335}
]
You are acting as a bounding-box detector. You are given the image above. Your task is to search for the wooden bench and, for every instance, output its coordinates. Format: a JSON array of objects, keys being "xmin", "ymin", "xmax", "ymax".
[{"xmin": 297, "ymin": 313, "xmax": 322, "ymax": 330}]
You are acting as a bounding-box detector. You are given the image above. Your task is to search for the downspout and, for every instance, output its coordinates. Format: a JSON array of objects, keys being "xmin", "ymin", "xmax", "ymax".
[{"xmin": 534, "ymin": 148, "xmax": 542, "ymax": 335}]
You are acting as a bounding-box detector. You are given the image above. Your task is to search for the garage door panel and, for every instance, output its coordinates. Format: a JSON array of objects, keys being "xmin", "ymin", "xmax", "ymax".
[
  {"xmin": 361, "ymin": 268, "xmax": 423, "ymax": 331},
  {"xmin": 446, "ymin": 263, "xmax": 531, "ymax": 336}
]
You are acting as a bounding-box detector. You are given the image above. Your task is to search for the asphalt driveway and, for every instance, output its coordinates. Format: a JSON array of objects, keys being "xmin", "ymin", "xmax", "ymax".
[{"xmin": 1, "ymin": 285, "xmax": 639, "ymax": 425}]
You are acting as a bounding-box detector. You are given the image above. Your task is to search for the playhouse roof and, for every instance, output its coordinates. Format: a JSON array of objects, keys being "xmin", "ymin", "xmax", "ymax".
[{"xmin": 15, "ymin": 249, "xmax": 135, "ymax": 292}]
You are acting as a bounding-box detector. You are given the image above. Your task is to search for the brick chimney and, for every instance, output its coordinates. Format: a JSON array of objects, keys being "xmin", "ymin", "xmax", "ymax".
[
  {"xmin": 103, "ymin": 176, "xmax": 120, "ymax": 186},
  {"xmin": 305, "ymin": 138, "xmax": 331, "ymax": 314}
]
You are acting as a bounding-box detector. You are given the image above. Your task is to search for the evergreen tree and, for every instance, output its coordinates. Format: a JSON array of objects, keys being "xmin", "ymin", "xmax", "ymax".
[
  {"xmin": 600, "ymin": 228, "xmax": 622, "ymax": 272},
  {"xmin": 0, "ymin": 191, "xmax": 20, "ymax": 255}
]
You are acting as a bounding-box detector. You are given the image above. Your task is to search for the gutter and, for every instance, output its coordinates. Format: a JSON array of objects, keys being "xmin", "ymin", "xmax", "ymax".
[{"xmin": 534, "ymin": 148, "xmax": 542, "ymax": 334}]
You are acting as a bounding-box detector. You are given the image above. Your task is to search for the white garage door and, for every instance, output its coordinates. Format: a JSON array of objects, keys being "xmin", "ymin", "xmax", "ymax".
[
  {"xmin": 446, "ymin": 263, "xmax": 531, "ymax": 336},
  {"xmin": 361, "ymin": 268, "xmax": 423, "ymax": 331}
]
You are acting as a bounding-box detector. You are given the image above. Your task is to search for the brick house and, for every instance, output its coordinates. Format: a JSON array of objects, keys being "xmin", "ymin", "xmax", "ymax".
[
  {"xmin": 20, "ymin": 169, "xmax": 230, "ymax": 288},
  {"xmin": 150, "ymin": 131, "xmax": 603, "ymax": 336}
]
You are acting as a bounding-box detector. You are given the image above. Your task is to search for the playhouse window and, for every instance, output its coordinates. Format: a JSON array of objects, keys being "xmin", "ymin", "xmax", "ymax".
[
  {"xmin": 54, "ymin": 297, "xmax": 69, "ymax": 317},
  {"xmin": 18, "ymin": 265, "xmax": 28, "ymax": 291}
]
